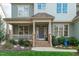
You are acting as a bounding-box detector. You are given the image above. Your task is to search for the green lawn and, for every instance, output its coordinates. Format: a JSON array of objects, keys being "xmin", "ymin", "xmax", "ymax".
[{"xmin": 0, "ymin": 51, "xmax": 78, "ymax": 56}]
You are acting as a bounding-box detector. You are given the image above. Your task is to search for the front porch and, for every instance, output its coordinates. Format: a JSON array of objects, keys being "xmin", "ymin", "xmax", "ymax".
[
  {"xmin": 4, "ymin": 13, "xmax": 54, "ymax": 47},
  {"xmin": 9, "ymin": 21, "xmax": 52, "ymax": 47}
]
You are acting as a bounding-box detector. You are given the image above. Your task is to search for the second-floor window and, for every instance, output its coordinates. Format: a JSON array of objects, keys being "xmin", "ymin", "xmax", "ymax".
[
  {"xmin": 38, "ymin": 3, "xmax": 46, "ymax": 10},
  {"xmin": 57, "ymin": 3, "xmax": 62, "ymax": 13},
  {"xmin": 17, "ymin": 5, "xmax": 29, "ymax": 17},
  {"xmin": 63, "ymin": 3, "xmax": 67, "ymax": 13},
  {"xmin": 57, "ymin": 3, "xmax": 68, "ymax": 13}
]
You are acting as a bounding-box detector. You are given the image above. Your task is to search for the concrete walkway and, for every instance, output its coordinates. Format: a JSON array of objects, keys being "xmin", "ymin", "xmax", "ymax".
[{"xmin": 32, "ymin": 47, "xmax": 77, "ymax": 52}]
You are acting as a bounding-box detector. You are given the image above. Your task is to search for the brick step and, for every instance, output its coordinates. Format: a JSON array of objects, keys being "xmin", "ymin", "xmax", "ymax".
[{"xmin": 35, "ymin": 40, "xmax": 51, "ymax": 47}]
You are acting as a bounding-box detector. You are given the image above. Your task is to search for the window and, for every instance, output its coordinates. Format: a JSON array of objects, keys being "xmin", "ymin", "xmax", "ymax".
[
  {"xmin": 64, "ymin": 25, "xmax": 68, "ymax": 36},
  {"xmin": 18, "ymin": 6, "xmax": 24, "ymax": 17},
  {"xmin": 63, "ymin": 3, "xmax": 67, "ymax": 13},
  {"xmin": 53, "ymin": 25, "xmax": 58, "ymax": 36},
  {"xmin": 19, "ymin": 26, "xmax": 28, "ymax": 35},
  {"xmin": 57, "ymin": 3, "xmax": 62, "ymax": 13},
  {"xmin": 17, "ymin": 5, "xmax": 29, "ymax": 17},
  {"xmin": 57, "ymin": 3, "xmax": 68, "ymax": 13},
  {"xmin": 58, "ymin": 25, "xmax": 63, "ymax": 36},
  {"xmin": 53, "ymin": 24, "xmax": 69, "ymax": 37},
  {"xmin": 38, "ymin": 3, "xmax": 46, "ymax": 10}
]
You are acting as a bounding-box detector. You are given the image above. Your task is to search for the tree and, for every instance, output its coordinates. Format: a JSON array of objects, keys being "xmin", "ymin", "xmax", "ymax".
[{"xmin": 0, "ymin": 17, "xmax": 5, "ymax": 43}]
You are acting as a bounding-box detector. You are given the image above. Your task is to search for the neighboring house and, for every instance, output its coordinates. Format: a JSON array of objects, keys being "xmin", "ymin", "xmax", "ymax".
[{"xmin": 2, "ymin": 3, "xmax": 79, "ymax": 47}]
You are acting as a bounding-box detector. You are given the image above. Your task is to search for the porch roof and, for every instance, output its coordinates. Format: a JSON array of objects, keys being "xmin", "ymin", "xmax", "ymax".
[
  {"xmin": 4, "ymin": 13, "xmax": 54, "ymax": 21},
  {"xmin": 32, "ymin": 13, "xmax": 54, "ymax": 19},
  {"xmin": 3, "ymin": 13, "xmax": 54, "ymax": 24},
  {"xmin": 3, "ymin": 17, "xmax": 32, "ymax": 24},
  {"xmin": 72, "ymin": 11, "xmax": 79, "ymax": 23},
  {"xmin": 3, "ymin": 17, "xmax": 32, "ymax": 21}
]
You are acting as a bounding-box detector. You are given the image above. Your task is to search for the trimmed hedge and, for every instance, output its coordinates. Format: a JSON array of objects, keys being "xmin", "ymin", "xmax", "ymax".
[
  {"xmin": 52, "ymin": 36, "xmax": 79, "ymax": 46},
  {"xmin": 10, "ymin": 39, "xmax": 17, "ymax": 45},
  {"xmin": 68, "ymin": 37, "xmax": 78, "ymax": 46},
  {"xmin": 10, "ymin": 39, "xmax": 32, "ymax": 47}
]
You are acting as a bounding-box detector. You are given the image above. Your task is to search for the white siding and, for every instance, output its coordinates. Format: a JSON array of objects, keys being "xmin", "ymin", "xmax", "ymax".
[
  {"xmin": 17, "ymin": 5, "xmax": 30, "ymax": 17},
  {"xmin": 0, "ymin": 3, "xmax": 76, "ymax": 22},
  {"xmin": 34, "ymin": 3, "xmax": 76, "ymax": 22}
]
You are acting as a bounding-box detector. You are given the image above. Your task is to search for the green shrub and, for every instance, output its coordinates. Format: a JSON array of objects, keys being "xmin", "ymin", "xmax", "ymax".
[
  {"xmin": 0, "ymin": 19, "xmax": 5, "ymax": 42},
  {"xmin": 2, "ymin": 40, "xmax": 13, "ymax": 49},
  {"xmin": 76, "ymin": 45, "xmax": 79, "ymax": 53},
  {"xmin": 45, "ymin": 37, "xmax": 48, "ymax": 41},
  {"xmin": 57, "ymin": 36, "xmax": 65, "ymax": 45},
  {"xmin": 18, "ymin": 39, "xmax": 24, "ymax": 46},
  {"xmin": 10, "ymin": 39, "xmax": 17, "ymax": 45},
  {"xmin": 68, "ymin": 37, "xmax": 78, "ymax": 46},
  {"xmin": 25, "ymin": 40, "xmax": 32, "ymax": 47},
  {"xmin": 52, "ymin": 36, "xmax": 79, "ymax": 47},
  {"xmin": 76, "ymin": 45, "xmax": 79, "ymax": 50},
  {"xmin": 52, "ymin": 36, "xmax": 59, "ymax": 46},
  {"xmin": 18, "ymin": 39, "xmax": 31, "ymax": 47},
  {"xmin": 77, "ymin": 40, "xmax": 79, "ymax": 45}
]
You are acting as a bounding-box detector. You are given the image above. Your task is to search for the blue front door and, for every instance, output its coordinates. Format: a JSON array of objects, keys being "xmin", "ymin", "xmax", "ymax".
[{"xmin": 39, "ymin": 27, "xmax": 44, "ymax": 39}]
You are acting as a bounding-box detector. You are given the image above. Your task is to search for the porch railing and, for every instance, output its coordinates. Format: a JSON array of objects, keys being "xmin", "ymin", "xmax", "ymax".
[{"xmin": 10, "ymin": 34, "xmax": 32, "ymax": 40}]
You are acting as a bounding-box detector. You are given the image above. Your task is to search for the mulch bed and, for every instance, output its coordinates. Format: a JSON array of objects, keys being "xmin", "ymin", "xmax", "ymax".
[{"xmin": 0, "ymin": 45, "xmax": 31, "ymax": 51}]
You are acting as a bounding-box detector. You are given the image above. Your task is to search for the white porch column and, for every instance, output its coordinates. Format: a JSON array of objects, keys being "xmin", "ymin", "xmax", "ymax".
[
  {"xmin": 48, "ymin": 21, "xmax": 52, "ymax": 47},
  {"xmin": 6, "ymin": 23, "xmax": 9, "ymax": 40},
  {"xmin": 33, "ymin": 21, "xmax": 35, "ymax": 47}
]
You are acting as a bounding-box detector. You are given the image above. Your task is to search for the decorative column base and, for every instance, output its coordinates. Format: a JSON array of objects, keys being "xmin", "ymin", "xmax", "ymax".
[
  {"xmin": 49, "ymin": 34, "xmax": 52, "ymax": 47},
  {"xmin": 6, "ymin": 24, "xmax": 10, "ymax": 40},
  {"xmin": 48, "ymin": 34, "xmax": 52, "ymax": 47},
  {"xmin": 33, "ymin": 34, "xmax": 35, "ymax": 47}
]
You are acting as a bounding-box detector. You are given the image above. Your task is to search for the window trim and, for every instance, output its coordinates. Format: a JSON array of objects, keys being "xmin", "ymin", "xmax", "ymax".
[
  {"xmin": 37, "ymin": 3, "xmax": 46, "ymax": 10},
  {"xmin": 57, "ymin": 3, "xmax": 62, "ymax": 13},
  {"xmin": 56, "ymin": 3, "xmax": 68, "ymax": 13},
  {"xmin": 64, "ymin": 24, "xmax": 69, "ymax": 37},
  {"xmin": 17, "ymin": 5, "xmax": 29, "ymax": 17},
  {"xmin": 18, "ymin": 25, "xmax": 30, "ymax": 35},
  {"xmin": 63, "ymin": 3, "xmax": 68, "ymax": 13},
  {"xmin": 53, "ymin": 24, "xmax": 69, "ymax": 37}
]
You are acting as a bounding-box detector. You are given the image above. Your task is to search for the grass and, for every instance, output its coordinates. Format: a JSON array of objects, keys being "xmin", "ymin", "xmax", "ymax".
[{"xmin": 0, "ymin": 51, "xmax": 78, "ymax": 56}]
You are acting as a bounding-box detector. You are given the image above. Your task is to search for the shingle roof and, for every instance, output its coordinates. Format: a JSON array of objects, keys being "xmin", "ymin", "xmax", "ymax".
[
  {"xmin": 3, "ymin": 17, "xmax": 32, "ymax": 21},
  {"xmin": 32, "ymin": 13, "xmax": 54, "ymax": 19},
  {"xmin": 74, "ymin": 11, "xmax": 79, "ymax": 18},
  {"xmin": 72, "ymin": 11, "xmax": 79, "ymax": 22},
  {"xmin": 3, "ymin": 13, "xmax": 55, "ymax": 21}
]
